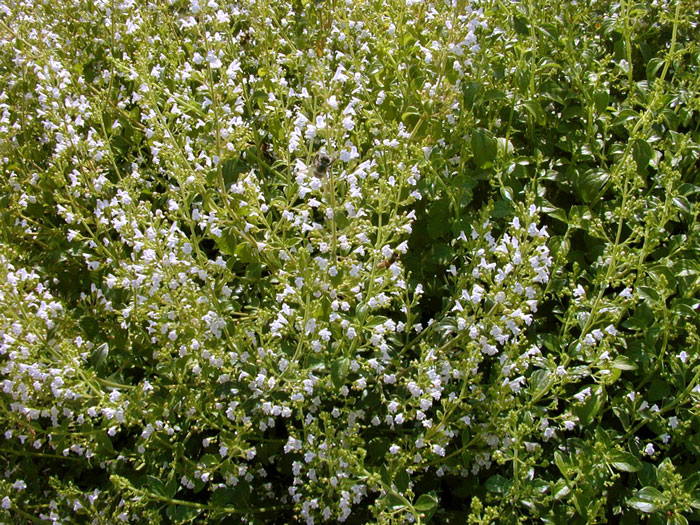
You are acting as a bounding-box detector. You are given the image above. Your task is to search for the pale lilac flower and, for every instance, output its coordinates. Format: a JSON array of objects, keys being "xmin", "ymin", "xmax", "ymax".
[
  {"xmin": 206, "ymin": 50, "xmax": 222, "ymax": 69},
  {"xmin": 12, "ymin": 480, "xmax": 26, "ymax": 491}
]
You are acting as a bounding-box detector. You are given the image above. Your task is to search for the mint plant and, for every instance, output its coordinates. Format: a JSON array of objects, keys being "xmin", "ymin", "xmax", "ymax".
[{"xmin": 1, "ymin": 0, "xmax": 698, "ymax": 523}]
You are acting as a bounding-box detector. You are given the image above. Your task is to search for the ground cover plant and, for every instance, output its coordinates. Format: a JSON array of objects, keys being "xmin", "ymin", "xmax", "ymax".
[{"xmin": 1, "ymin": 0, "xmax": 699, "ymax": 523}]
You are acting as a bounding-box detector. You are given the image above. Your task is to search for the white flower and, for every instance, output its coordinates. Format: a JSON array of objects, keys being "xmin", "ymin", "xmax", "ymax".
[
  {"xmin": 470, "ymin": 285, "xmax": 485, "ymax": 304},
  {"xmin": 342, "ymin": 116, "xmax": 355, "ymax": 131},
  {"xmin": 389, "ymin": 444, "xmax": 400, "ymax": 455},
  {"xmin": 12, "ymin": 480, "xmax": 26, "ymax": 491},
  {"xmin": 332, "ymin": 65, "xmax": 349, "ymax": 83},
  {"xmin": 206, "ymin": 50, "xmax": 222, "ymax": 69},
  {"xmin": 573, "ymin": 387, "xmax": 591, "ymax": 402},
  {"xmin": 304, "ymin": 318, "xmax": 316, "ymax": 335},
  {"xmin": 644, "ymin": 443, "xmax": 655, "ymax": 456},
  {"xmin": 432, "ymin": 444, "xmax": 445, "ymax": 456}
]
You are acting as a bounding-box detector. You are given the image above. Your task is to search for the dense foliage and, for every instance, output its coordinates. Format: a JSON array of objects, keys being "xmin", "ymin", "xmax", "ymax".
[{"xmin": 1, "ymin": 0, "xmax": 699, "ymax": 523}]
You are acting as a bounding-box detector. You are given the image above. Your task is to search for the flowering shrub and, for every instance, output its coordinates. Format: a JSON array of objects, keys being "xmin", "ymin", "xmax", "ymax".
[{"xmin": 1, "ymin": 0, "xmax": 699, "ymax": 523}]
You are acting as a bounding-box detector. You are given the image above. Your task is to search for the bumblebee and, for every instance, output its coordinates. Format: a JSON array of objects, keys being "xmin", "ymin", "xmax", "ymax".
[
  {"xmin": 313, "ymin": 151, "xmax": 333, "ymax": 178},
  {"xmin": 377, "ymin": 251, "xmax": 399, "ymax": 269}
]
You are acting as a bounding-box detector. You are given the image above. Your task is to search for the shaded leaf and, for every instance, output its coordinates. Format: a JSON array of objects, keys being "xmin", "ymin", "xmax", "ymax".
[
  {"xmin": 414, "ymin": 491, "xmax": 438, "ymax": 520},
  {"xmin": 471, "ymin": 128, "xmax": 497, "ymax": 168},
  {"xmin": 485, "ymin": 474, "xmax": 510, "ymax": 494},
  {"xmin": 166, "ymin": 504, "xmax": 202, "ymax": 523},
  {"xmin": 330, "ymin": 357, "xmax": 350, "ymax": 388},
  {"xmin": 609, "ymin": 451, "xmax": 642, "ymax": 472}
]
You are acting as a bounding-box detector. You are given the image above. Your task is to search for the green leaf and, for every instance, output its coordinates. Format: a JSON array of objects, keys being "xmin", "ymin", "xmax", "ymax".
[
  {"xmin": 632, "ymin": 139, "xmax": 653, "ymax": 171},
  {"xmin": 491, "ymin": 199, "xmax": 513, "ymax": 218},
  {"xmin": 230, "ymin": 482, "xmax": 251, "ymax": 507},
  {"xmin": 668, "ymin": 515, "xmax": 688, "ymax": 525},
  {"xmin": 637, "ymin": 286, "xmax": 660, "ymax": 305},
  {"xmin": 573, "ymin": 384, "xmax": 606, "ymax": 425},
  {"xmin": 199, "ymin": 454, "xmax": 218, "ymax": 467},
  {"xmin": 471, "ymin": 128, "xmax": 497, "ymax": 168},
  {"xmin": 577, "ymin": 168, "xmax": 609, "ymax": 202},
  {"xmin": 427, "ymin": 201, "xmax": 451, "ymax": 238},
  {"xmin": 485, "ymin": 474, "xmax": 510, "ymax": 494},
  {"xmin": 513, "ymin": 16, "xmax": 529, "ymax": 35},
  {"xmin": 235, "ymin": 242, "xmax": 255, "ymax": 263},
  {"xmin": 414, "ymin": 491, "xmax": 438, "ymax": 519},
  {"xmin": 672, "ymin": 298, "xmax": 700, "ymax": 318},
  {"xmin": 165, "ymin": 477, "xmax": 178, "ymax": 499},
  {"xmin": 568, "ymin": 206, "xmax": 592, "ymax": 229},
  {"xmin": 609, "ymin": 451, "xmax": 642, "ymax": 472},
  {"xmin": 612, "ymin": 108, "xmax": 639, "ymax": 127},
  {"xmin": 612, "ymin": 356, "xmax": 638, "ymax": 371},
  {"xmin": 529, "ymin": 369, "xmax": 554, "ymax": 399},
  {"xmin": 552, "ymin": 479, "xmax": 571, "ymax": 500},
  {"xmin": 216, "ymin": 230, "xmax": 238, "ymax": 256},
  {"xmin": 429, "ymin": 243, "xmax": 455, "ymax": 264},
  {"xmin": 549, "ymin": 236, "xmax": 570, "ymax": 259},
  {"xmin": 623, "ymin": 302, "xmax": 653, "ymax": 330},
  {"xmin": 147, "ymin": 476, "xmax": 169, "ymax": 498},
  {"xmin": 593, "ymin": 90, "xmax": 610, "ymax": 113},
  {"xmin": 386, "ymin": 493, "xmax": 406, "ymax": 511},
  {"xmin": 210, "ymin": 487, "xmax": 236, "ymax": 507},
  {"xmin": 627, "ymin": 486, "xmax": 666, "ymax": 513},
  {"xmin": 562, "ymin": 105, "xmax": 585, "ymax": 121},
  {"xmin": 521, "ymin": 99, "xmax": 546, "ymax": 125},
  {"xmin": 546, "ymin": 207, "xmax": 568, "ymax": 224},
  {"xmin": 221, "ymin": 157, "xmax": 247, "ymax": 184},
  {"xmin": 483, "ymin": 89, "xmax": 505, "ymax": 101},
  {"xmin": 648, "ymin": 379, "xmax": 670, "ymax": 402},
  {"xmin": 500, "ymin": 185, "xmax": 514, "ymax": 202},
  {"xmin": 395, "ymin": 470, "xmax": 409, "ymax": 492},
  {"xmin": 330, "ymin": 357, "xmax": 350, "ymax": 388},
  {"xmin": 368, "ymin": 437, "xmax": 390, "ymax": 461},
  {"xmin": 90, "ymin": 343, "xmax": 109, "ymax": 371},
  {"xmin": 455, "ymin": 173, "xmax": 478, "ymax": 191},
  {"xmin": 646, "ymin": 58, "xmax": 664, "ymax": 79},
  {"xmin": 379, "ymin": 465, "xmax": 392, "ymax": 486},
  {"xmin": 166, "ymin": 504, "xmax": 202, "ymax": 523},
  {"xmin": 94, "ymin": 431, "xmax": 114, "ymax": 455},
  {"xmin": 401, "ymin": 111, "xmax": 421, "ymax": 128},
  {"xmin": 672, "ymin": 196, "xmax": 691, "ymax": 216}
]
